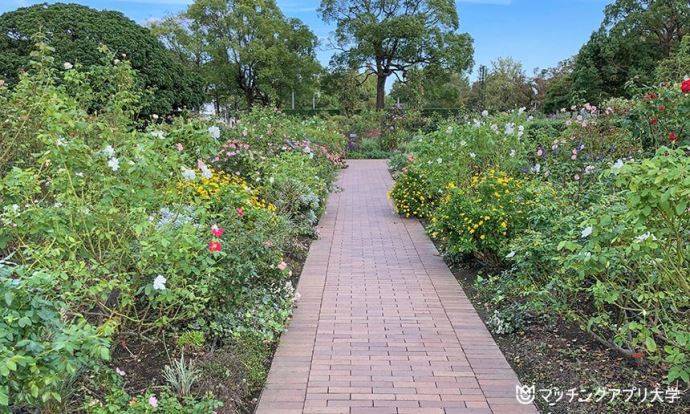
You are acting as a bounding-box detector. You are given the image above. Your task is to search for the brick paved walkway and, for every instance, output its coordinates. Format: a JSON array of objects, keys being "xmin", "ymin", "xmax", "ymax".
[{"xmin": 255, "ymin": 160, "xmax": 538, "ymax": 414}]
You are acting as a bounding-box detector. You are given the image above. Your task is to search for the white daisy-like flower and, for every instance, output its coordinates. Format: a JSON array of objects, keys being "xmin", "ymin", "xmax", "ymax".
[
  {"xmin": 581, "ymin": 226, "xmax": 593, "ymax": 238},
  {"xmin": 63, "ymin": 62, "xmax": 73, "ymax": 70},
  {"xmin": 116, "ymin": 367, "xmax": 126, "ymax": 376},
  {"xmin": 153, "ymin": 275, "xmax": 167, "ymax": 290},
  {"xmin": 107, "ymin": 157, "xmax": 120, "ymax": 172},
  {"xmin": 491, "ymin": 124, "xmax": 499, "ymax": 133},
  {"xmin": 469, "ymin": 152, "xmax": 477, "ymax": 159},
  {"xmin": 181, "ymin": 167, "xmax": 196, "ymax": 181},
  {"xmin": 504, "ymin": 123, "xmax": 515, "ymax": 135},
  {"xmin": 506, "ymin": 251, "xmax": 516, "ymax": 258},
  {"xmin": 531, "ymin": 163, "xmax": 541, "ymax": 174},
  {"xmin": 584, "ymin": 165, "xmax": 596, "ymax": 175},
  {"xmin": 481, "ymin": 110, "xmax": 489, "ymax": 117},
  {"xmin": 509, "ymin": 149, "xmax": 516, "ymax": 157},
  {"xmin": 208, "ymin": 125, "xmax": 221, "ymax": 139},
  {"xmin": 436, "ymin": 158, "xmax": 442, "ymax": 164}
]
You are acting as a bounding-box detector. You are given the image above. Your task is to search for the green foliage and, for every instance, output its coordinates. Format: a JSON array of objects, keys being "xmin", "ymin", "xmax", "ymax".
[
  {"xmin": 0, "ymin": 42, "xmax": 341, "ymax": 410},
  {"xmin": 551, "ymin": 0, "xmax": 689, "ymax": 106},
  {"xmin": 0, "ymin": 3, "xmax": 204, "ymax": 117},
  {"xmin": 230, "ymin": 333, "xmax": 272, "ymax": 393},
  {"xmin": 154, "ymin": 0, "xmax": 321, "ymax": 109},
  {"xmin": 0, "ymin": 267, "xmax": 112, "ymax": 410},
  {"xmin": 390, "ymin": 84, "xmax": 690, "ymax": 384},
  {"xmin": 469, "ymin": 58, "xmax": 533, "ymax": 112},
  {"xmin": 86, "ymin": 378, "xmax": 221, "ymax": 414},
  {"xmin": 625, "ymin": 80, "xmax": 690, "ymax": 149},
  {"xmin": 560, "ymin": 147, "xmax": 690, "ymax": 383},
  {"xmin": 430, "ymin": 170, "xmax": 544, "ymax": 261},
  {"xmin": 177, "ymin": 331, "xmax": 205, "ymax": 351},
  {"xmin": 656, "ymin": 35, "xmax": 690, "ymax": 82},
  {"xmin": 320, "ymin": 0, "xmax": 473, "ymax": 109}
]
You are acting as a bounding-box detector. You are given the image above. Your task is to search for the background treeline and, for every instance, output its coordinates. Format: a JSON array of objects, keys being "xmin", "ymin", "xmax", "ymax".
[{"xmin": 2, "ymin": 1, "xmax": 687, "ymax": 116}]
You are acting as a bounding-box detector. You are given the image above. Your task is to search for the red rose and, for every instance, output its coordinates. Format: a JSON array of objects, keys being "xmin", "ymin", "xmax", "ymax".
[
  {"xmin": 682, "ymin": 79, "xmax": 690, "ymax": 94},
  {"xmin": 631, "ymin": 352, "xmax": 644, "ymax": 359},
  {"xmin": 658, "ymin": 105, "xmax": 665, "ymax": 111},
  {"xmin": 211, "ymin": 224, "xmax": 224, "ymax": 237},
  {"xmin": 208, "ymin": 240, "xmax": 222, "ymax": 252},
  {"xmin": 644, "ymin": 92, "xmax": 657, "ymax": 101},
  {"xmin": 649, "ymin": 118, "xmax": 658, "ymax": 125},
  {"xmin": 669, "ymin": 132, "xmax": 678, "ymax": 143}
]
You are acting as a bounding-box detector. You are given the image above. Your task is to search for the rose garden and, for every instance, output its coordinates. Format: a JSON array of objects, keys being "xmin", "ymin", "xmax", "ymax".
[{"xmin": 0, "ymin": 1, "xmax": 688, "ymax": 413}]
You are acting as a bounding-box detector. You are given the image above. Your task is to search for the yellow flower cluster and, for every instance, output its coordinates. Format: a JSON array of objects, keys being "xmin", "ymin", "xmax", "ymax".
[
  {"xmin": 459, "ymin": 170, "xmax": 525, "ymax": 242},
  {"xmin": 177, "ymin": 169, "xmax": 277, "ymax": 212},
  {"xmin": 390, "ymin": 172, "xmax": 434, "ymax": 219}
]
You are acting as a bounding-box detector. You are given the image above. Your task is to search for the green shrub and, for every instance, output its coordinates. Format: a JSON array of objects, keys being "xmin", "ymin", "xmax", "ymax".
[
  {"xmin": 390, "ymin": 166, "xmax": 438, "ymax": 219},
  {"xmin": 0, "ymin": 42, "xmax": 342, "ymax": 410},
  {"xmin": 0, "ymin": 267, "xmax": 112, "ymax": 410},
  {"xmin": 0, "ymin": 4, "xmax": 204, "ymax": 117},
  {"xmin": 560, "ymin": 147, "xmax": 690, "ymax": 383},
  {"xmin": 391, "ymin": 91, "xmax": 690, "ymax": 384},
  {"xmin": 430, "ymin": 170, "xmax": 545, "ymax": 261}
]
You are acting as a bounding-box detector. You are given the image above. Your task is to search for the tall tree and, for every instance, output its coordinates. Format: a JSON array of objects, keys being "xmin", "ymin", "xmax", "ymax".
[
  {"xmin": 390, "ymin": 67, "xmax": 471, "ymax": 109},
  {"xmin": 154, "ymin": 0, "xmax": 321, "ymax": 110},
  {"xmin": 319, "ymin": 0, "xmax": 473, "ymax": 110},
  {"xmin": 469, "ymin": 58, "xmax": 533, "ymax": 112},
  {"xmin": 561, "ymin": 0, "xmax": 689, "ymax": 104},
  {"xmin": 0, "ymin": 3, "xmax": 204, "ymax": 117}
]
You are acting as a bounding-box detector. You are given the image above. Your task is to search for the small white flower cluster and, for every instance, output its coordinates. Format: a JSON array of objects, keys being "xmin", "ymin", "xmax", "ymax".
[
  {"xmin": 153, "ymin": 275, "xmax": 167, "ymax": 290},
  {"xmin": 208, "ymin": 125, "xmax": 221, "ymax": 139},
  {"xmin": 181, "ymin": 167, "xmax": 196, "ymax": 181},
  {"xmin": 102, "ymin": 145, "xmax": 120, "ymax": 172},
  {"xmin": 150, "ymin": 130, "xmax": 166, "ymax": 139}
]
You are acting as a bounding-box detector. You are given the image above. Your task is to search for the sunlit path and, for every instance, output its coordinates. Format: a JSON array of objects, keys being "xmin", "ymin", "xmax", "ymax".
[{"xmin": 256, "ymin": 160, "xmax": 537, "ymax": 414}]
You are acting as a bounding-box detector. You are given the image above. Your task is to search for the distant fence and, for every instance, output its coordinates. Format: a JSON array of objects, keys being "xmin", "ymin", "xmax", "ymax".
[{"xmin": 283, "ymin": 108, "xmax": 466, "ymax": 118}]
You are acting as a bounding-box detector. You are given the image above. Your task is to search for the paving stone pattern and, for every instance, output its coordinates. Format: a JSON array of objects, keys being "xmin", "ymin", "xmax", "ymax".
[{"xmin": 255, "ymin": 160, "xmax": 538, "ymax": 414}]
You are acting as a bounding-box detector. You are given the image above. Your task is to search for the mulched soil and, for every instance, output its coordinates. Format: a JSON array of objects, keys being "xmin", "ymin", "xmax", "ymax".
[{"xmin": 448, "ymin": 261, "xmax": 689, "ymax": 414}]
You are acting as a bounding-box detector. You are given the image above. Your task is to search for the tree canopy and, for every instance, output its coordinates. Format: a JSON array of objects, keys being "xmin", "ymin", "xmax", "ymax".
[
  {"xmin": 320, "ymin": 0, "xmax": 473, "ymax": 110},
  {"xmin": 0, "ymin": 3, "xmax": 205, "ymax": 116},
  {"xmin": 468, "ymin": 58, "xmax": 533, "ymax": 113},
  {"xmin": 551, "ymin": 0, "xmax": 690, "ymax": 107},
  {"xmin": 153, "ymin": 0, "xmax": 321, "ymax": 111}
]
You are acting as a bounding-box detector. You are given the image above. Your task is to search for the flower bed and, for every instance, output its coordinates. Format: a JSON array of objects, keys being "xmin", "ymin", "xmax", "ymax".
[
  {"xmin": 0, "ymin": 45, "xmax": 344, "ymax": 412},
  {"xmin": 390, "ymin": 81, "xmax": 690, "ymax": 387}
]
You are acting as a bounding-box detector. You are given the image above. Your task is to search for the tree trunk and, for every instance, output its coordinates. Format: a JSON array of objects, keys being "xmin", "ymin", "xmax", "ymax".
[
  {"xmin": 376, "ymin": 74, "xmax": 387, "ymax": 111},
  {"xmin": 245, "ymin": 88, "xmax": 254, "ymax": 109}
]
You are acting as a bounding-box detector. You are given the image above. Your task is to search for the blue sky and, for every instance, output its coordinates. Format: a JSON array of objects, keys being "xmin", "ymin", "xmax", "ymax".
[{"xmin": 1, "ymin": 0, "xmax": 609, "ymax": 77}]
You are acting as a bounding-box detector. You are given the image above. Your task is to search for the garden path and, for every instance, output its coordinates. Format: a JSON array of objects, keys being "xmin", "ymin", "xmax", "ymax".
[{"xmin": 255, "ymin": 160, "xmax": 537, "ymax": 414}]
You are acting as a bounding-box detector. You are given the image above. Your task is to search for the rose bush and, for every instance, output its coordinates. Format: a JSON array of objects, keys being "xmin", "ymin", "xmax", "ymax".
[
  {"xmin": 390, "ymin": 84, "xmax": 690, "ymax": 384},
  {"xmin": 0, "ymin": 43, "xmax": 344, "ymax": 412}
]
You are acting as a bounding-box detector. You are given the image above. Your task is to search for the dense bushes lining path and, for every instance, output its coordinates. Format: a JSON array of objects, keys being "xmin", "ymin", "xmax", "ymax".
[{"xmin": 256, "ymin": 160, "xmax": 535, "ymax": 414}]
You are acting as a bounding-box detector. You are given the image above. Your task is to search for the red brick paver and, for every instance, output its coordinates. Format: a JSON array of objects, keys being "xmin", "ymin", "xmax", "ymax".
[{"xmin": 255, "ymin": 160, "xmax": 538, "ymax": 414}]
